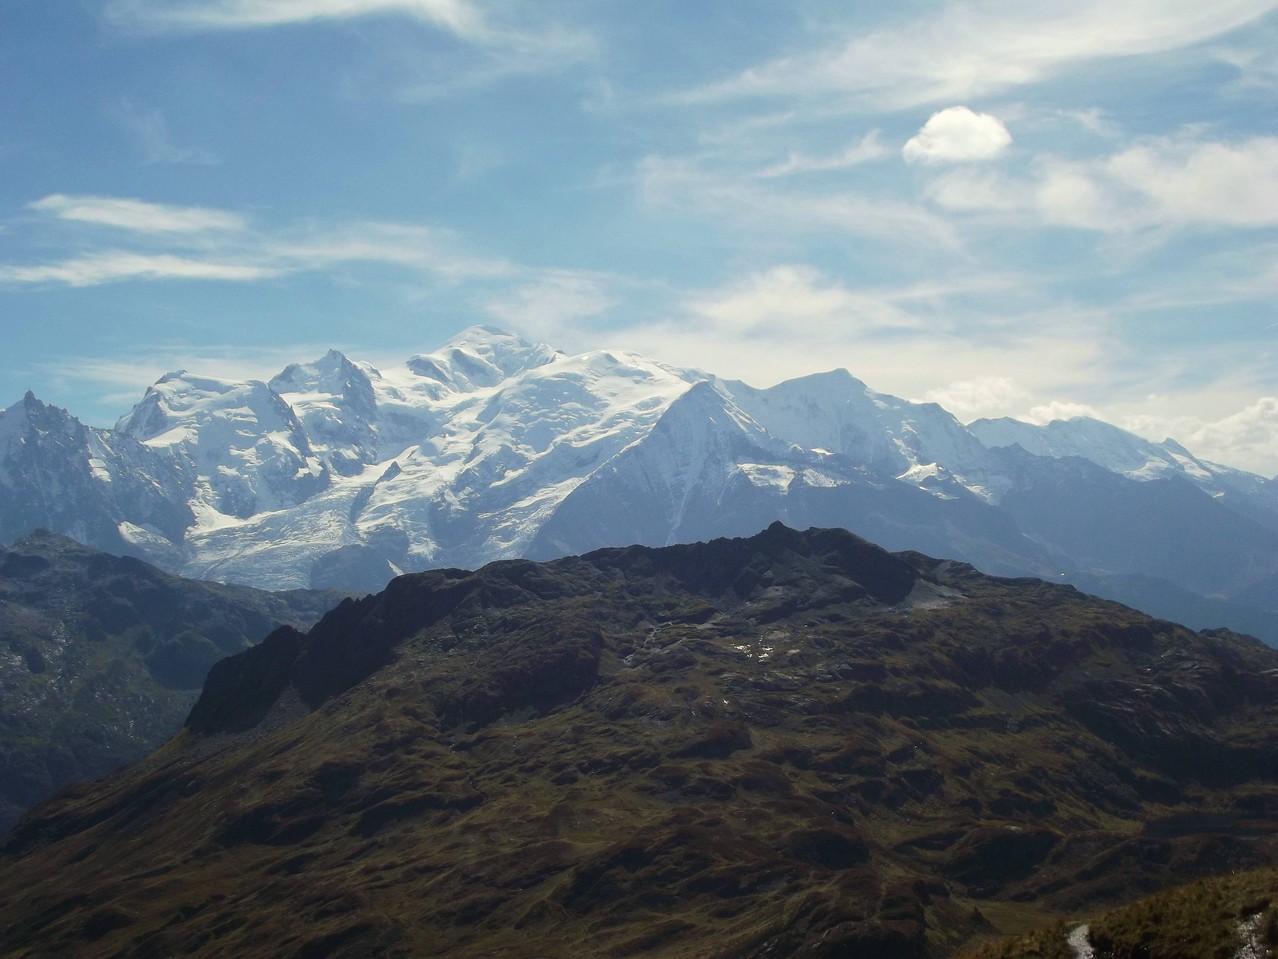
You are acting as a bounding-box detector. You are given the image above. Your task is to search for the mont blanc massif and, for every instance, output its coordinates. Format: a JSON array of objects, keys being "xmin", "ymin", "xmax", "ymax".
[
  {"xmin": 2, "ymin": 326, "xmax": 1275, "ymax": 641},
  {"xmin": 4, "ymin": 326, "xmax": 1278, "ymax": 959}
]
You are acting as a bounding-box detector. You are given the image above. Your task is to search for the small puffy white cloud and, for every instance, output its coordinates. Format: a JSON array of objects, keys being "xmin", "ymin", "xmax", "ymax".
[
  {"xmin": 29, "ymin": 194, "xmax": 245, "ymax": 233},
  {"xmin": 920, "ymin": 376, "xmax": 1031, "ymax": 418},
  {"xmin": 903, "ymin": 107, "xmax": 1012, "ymax": 164}
]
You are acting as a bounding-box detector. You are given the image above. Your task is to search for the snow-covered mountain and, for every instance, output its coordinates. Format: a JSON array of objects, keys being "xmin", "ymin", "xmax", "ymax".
[
  {"xmin": 971, "ymin": 414, "xmax": 1270, "ymax": 512},
  {"xmin": 3, "ymin": 326, "xmax": 1276, "ymax": 641}
]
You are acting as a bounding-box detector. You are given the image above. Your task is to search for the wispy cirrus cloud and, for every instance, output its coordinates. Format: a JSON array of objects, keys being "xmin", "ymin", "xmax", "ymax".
[
  {"xmin": 103, "ymin": 0, "xmax": 596, "ymax": 93},
  {"xmin": 482, "ymin": 272, "xmax": 615, "ymax": 343},
  {"xmin": 0, "ymin": 252, "xmax": 278, "ymax": 286},
  {"xmin": 29, "ymin": 194, "xmax": 245, "ymax": 233},
  {"xmin": 108, "ymin": 101, "xmax": 220, "ymax": 166},
  {"xmin": 639, "ymin": 155, "xmax": 960, "ymax": 251},
  {"xmin": 686, "ymin": 1, "xmax": 1278, "ymax": 109},
  {"xmin": 268, "ymin": 222, "xmax": 514, "ymax": 280},
  {"xmin": 105, "ymin": 0, "xmax": 487, "ymax": 38},
  {"xmin": 2, "ymin": 194, "xmax": 513, "ymax": 288},
  {"xmin": 755, "ymin": 132, "xmax": 889, "ymax": 178}
]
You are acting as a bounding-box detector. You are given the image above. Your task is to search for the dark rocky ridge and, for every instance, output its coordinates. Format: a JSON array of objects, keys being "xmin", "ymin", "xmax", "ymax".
[
  {"xmin": 2, "ymin": 524, "xmax": 1277, "ymax": 958},
  {"xmin": 0, "ymin": 531, "xmax": 344, "ymax": 835}
]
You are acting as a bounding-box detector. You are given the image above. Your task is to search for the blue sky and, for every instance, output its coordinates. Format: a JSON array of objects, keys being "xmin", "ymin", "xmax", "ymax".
[{"xmin": 3, "ymin": 0, "xmax": 1277, "ymax": 474}]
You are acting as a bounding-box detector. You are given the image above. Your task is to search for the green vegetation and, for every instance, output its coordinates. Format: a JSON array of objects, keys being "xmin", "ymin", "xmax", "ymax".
[
  {"xmin": 1, "ymin": 525, "xmax": 1276, "ymax": 957},
  {"xmin": 963, "ymin": 869, "xmax": 1278, "ymax": 959}
]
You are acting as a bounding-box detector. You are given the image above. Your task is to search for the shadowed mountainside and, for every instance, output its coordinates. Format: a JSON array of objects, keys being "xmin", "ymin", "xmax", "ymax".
[
  {"xmin": 0, "ymin": 531, "xmax": 345, "ymax": 835},
  {"xmin": 2, "ymin": 524, "xmax": 1278, "ymax": 958}
]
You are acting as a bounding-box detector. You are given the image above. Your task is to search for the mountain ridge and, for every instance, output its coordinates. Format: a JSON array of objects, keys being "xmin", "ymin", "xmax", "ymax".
[
  {"xmin": 2, "ymin": 326, "xmax": 1275, "ymax": 641},
  {"xmin": 3, "ymin": 523, "xmax": 1277, "ymax": 958}
]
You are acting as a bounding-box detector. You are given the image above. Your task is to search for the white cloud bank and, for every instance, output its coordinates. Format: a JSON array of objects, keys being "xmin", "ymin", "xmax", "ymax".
[
  {"xmin": 1122, "ymin": 397, "xmax": 1278, "ymax": 476},
  {"xmin": 903, "ymin": 107, "xmax": 1012, "ymax": 164},
  {"xmin": 1107, "ymin": 137, "xmax": 1278, "ymax": 227},
  {"xmin": 930, "ymin": 135, "xmax": 1278, "ymax": 230},
  {"xmin": 920, "ymin": 376, "xmax": 1031, "ymax": 417}
]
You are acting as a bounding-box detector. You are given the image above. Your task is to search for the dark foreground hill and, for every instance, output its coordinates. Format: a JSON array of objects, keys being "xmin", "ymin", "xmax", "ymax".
[
  {"xmin": 2, "ymin": 523, "xmax": 1278, "ymax": 958},
  {"xmin": 0, "ymin": 531, "xmax": 344, "ymax": 835}
]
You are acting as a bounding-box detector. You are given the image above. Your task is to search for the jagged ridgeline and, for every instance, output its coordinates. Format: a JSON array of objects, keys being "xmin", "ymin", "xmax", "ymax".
[
  {"xmin": 3, "ymin": 524, "xmax": 1278, "ymax": 958},
  {"xmin": 0, "ymin": 532, "xmax": 343, "ymax": 836},
  {"xmin": 3, "ymin": 326, "xmax": 1277, "ymax": 644}
]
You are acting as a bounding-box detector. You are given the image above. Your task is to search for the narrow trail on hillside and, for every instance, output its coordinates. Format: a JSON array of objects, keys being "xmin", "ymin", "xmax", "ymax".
[{"xmin": 1067, "ymin": 924, "xmax": 1094, "ymax": 959}]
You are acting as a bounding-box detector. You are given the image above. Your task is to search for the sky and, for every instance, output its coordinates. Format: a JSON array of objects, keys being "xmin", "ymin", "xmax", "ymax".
[{"xmin": 2, "ymin": 1, "xmax": 1277, "ymax": 476}]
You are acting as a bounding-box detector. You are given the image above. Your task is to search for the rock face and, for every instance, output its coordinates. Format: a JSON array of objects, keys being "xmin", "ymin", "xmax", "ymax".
[
  {"xmin": 0, "ymin": 531, "xmax": 343, "ymax": 835},
  {"xmin": 2, "ymin": 326, "xmax": 1276, "ymax": 643},
  {"xmin": 3, "ymin": 524, "xmax": 1277, "ymax": 958}
]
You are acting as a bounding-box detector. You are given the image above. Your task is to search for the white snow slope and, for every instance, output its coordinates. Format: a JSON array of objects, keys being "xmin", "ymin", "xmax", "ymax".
[{"xmin": 2, "ymin": 327, "xmax": 1275, "ymax": 606}]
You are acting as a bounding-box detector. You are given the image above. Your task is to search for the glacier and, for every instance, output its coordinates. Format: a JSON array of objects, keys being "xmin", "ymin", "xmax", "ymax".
[{"xmin": 2, "ymin": 325, "xmax": 1276, "ymax": 642}]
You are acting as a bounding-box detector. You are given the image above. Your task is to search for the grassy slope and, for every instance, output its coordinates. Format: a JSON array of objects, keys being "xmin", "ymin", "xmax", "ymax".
[
  {"xmin": 962, "ymin": 868, "xmax": 1278, "ymax": 959},
  {"xmin": 2, "ymin": 527, "xmax": 1277, "ymax": 958}
]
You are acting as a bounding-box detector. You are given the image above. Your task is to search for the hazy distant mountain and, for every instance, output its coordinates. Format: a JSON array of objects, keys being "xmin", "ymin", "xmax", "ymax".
[{"xmin": 2, "ymin": 326, "xmax": 1275, "ymax": 640}]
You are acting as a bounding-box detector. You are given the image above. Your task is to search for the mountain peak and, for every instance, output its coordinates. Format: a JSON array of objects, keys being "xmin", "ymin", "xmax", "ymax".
[
  {"xmin": 407, "ymin": 326, "xmax": 560, "ymax": 392},
  {"xmin": 2, "ymin": 391, "xmax": 77, "ymax": 440},
  {"xmin": 269, "ymin": 348, "xmax": 369, "ymax": 395}
]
